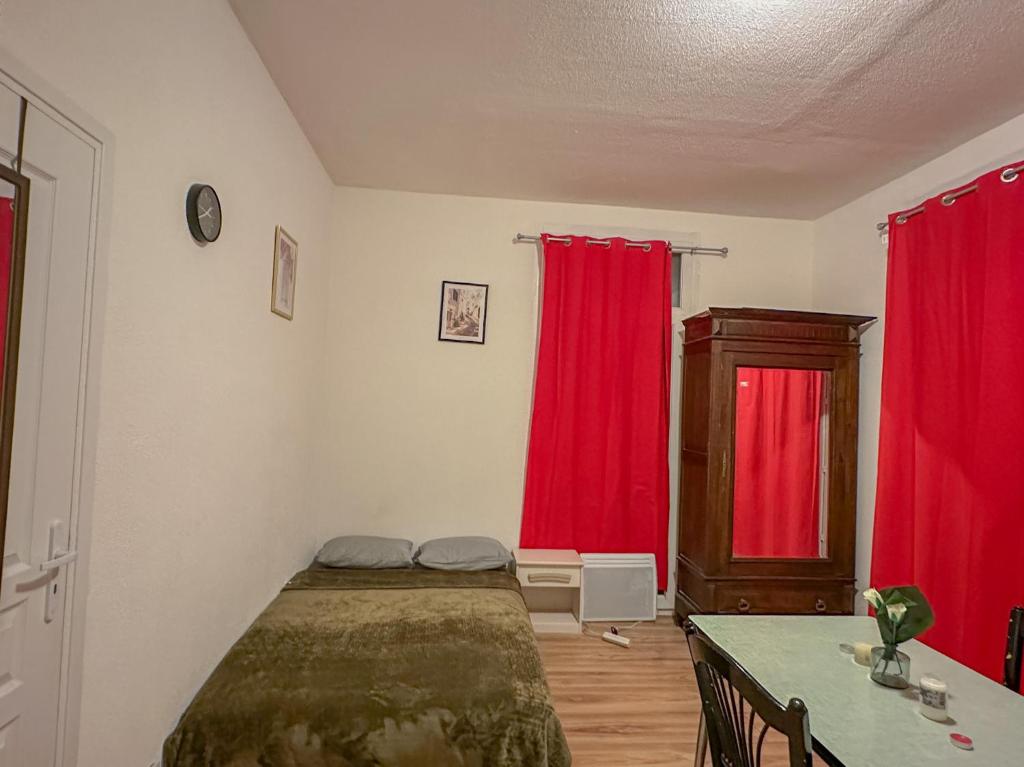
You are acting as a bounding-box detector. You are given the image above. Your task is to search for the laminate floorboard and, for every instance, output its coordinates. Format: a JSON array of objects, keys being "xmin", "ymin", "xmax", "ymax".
[{"xmin": 537, "ymin": 617, "xmax": 791, "ymax": 766}]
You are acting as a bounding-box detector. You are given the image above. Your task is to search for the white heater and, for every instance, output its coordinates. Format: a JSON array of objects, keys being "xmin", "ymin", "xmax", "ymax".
[{"xmin": 580, "ymin": 553, "xmax": 658, "ymax": 622}]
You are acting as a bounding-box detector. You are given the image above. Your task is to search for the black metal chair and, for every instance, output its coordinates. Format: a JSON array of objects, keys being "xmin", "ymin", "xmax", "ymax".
[
  {"xmin": 685, "ymin": 621, "xmax": 813, "ymax": 767},
  {"xmin": 1006, "ymin": 605, "xmax": 1023, "ymax": 693}
]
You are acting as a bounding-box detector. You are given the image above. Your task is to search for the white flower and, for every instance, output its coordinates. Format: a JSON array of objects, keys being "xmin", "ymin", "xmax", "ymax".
[
  {"xmin": 862, "ymin": 588, "xmax": 883, "ymax": 609},
  {"xmin": 886, "ymin": 603, "xmax": 908, "ymax": 623}
]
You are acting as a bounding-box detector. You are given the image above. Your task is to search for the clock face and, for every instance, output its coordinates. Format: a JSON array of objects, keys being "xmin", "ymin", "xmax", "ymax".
[{"xmin": 186, "ymin": 184, "xmax": 222, "ymax": 243}]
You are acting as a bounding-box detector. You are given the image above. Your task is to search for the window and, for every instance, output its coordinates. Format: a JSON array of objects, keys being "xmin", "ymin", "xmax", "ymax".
[{"xmin": 671, "ymin": 252, "xmax": 682, "ymax": 308}]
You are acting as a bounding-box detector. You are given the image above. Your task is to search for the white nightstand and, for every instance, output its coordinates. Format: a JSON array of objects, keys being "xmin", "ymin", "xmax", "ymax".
[{"xmin": 513, "ymin": 548, "xmax": 583, "ymax": 634}]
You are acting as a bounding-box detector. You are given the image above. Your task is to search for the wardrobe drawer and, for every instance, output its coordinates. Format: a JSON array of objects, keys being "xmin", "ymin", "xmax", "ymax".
[
  {"xmin": 516, "ymin": 565, "xmax": 581, "ymax": 589},
  {"xmin": 713, "ymin": 582, "xmax": 852, "ymax": 615}
]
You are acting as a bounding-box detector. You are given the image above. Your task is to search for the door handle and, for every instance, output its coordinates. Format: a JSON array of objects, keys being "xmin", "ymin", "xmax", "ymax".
[
  {"xmin": 41, "ymin": 520, "xmax": 76, "ymax": 623},
  {"xmin": 39, "ymin": 550, "xmax": 78, "ymax": 572}
]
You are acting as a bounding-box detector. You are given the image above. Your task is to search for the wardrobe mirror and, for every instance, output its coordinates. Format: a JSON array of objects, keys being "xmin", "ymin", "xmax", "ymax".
[
  {"xmin": 0, "ymin": 164, "xmax": 29, "ymax": 583},
  {"xmin": 1, "ymin": 177, "xmax": 18, "ymax": 395},
  {"xmin": 731, "ymin": 366, "xmax": 830, "ymax": 559}
]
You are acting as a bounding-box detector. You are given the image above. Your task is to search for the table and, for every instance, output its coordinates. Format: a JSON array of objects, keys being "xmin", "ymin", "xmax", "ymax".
[
  {"xmin": 689, "ymin": 615, "xmax": 1024, "ymax": 766},
  {"xmin": 512, "ymin": 548, "xmax": 582, "ymax": 634}
]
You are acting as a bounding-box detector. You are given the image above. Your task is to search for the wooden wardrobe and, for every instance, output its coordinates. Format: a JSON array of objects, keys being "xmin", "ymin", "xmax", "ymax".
[{"xmin": 674, "ymin": 307, "xmax": 874, "ymax": 621}]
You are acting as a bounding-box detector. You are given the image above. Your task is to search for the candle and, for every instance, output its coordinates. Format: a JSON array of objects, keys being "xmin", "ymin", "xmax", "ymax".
[
  {"xmin": 920, "ymin": 675, "xmax": 948, "ymax": 722},
  {"xmin": 853, "ymin": 642, "xmax": 873, "ymax": 666}
]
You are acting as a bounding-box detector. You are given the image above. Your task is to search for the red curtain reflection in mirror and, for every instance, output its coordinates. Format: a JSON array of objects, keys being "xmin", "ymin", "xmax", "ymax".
[
  {"xmin": 732, "ymin": 367, "xmax": 825, "ymax": 558},
  {"xmin": 0, "ymin": 198, "xmax": 11, "ymax": 370}
]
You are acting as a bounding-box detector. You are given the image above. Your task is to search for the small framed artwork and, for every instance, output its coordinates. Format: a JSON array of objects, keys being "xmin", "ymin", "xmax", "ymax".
[
  {"xmin": 438, "ymin": 281, "xmax": 488, "ymax": 344},
  {"xmin": 271, "ymin": 226, "xmax": 297, "ymax": 320}
]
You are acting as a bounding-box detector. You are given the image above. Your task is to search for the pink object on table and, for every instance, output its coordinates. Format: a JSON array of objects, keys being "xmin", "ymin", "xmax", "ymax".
[{"xmin": 949, "ymin": 733, "xmax": 973, "ymax": 751}]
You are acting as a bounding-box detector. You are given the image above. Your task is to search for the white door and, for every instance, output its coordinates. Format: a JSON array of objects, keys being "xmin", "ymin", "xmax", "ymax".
[{"xmin": 0, "ymin": 82, "xmax": 96, "ymax": 767}]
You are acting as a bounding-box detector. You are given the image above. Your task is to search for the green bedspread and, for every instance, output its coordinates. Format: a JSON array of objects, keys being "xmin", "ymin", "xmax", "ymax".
[{"xmin": 163, "ymin": 566, "xmax": 571, "ymax": 767}]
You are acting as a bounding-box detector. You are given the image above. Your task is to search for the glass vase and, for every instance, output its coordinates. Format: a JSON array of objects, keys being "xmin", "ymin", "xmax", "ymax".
[{"xmin": 870, "ymin": 644, "xmax": 910, "ymax": 689}]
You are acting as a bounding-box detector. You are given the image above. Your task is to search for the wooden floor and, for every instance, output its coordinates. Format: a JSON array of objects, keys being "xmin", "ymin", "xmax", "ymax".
[{"xmin": 537, "ymin": 617, "xmax": 790, "ymax": 767}]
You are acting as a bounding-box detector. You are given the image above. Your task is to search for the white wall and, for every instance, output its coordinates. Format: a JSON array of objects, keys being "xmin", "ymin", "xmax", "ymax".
[
  {"xmin": 811, "ymin": 111, "xmax": 1024, "ymax": 597},
  {"xmin": 321, "ymin": 186, "xmax": 814, "ymax": 598},
  {"xmin": 0, "ymin": 1, "xmax": 333, "ymax": 765}
]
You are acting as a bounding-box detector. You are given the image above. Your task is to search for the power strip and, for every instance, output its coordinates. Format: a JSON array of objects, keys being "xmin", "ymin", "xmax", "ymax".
[{"xmin": 601, "ymin": 631, "xmax": 631, "ymax": 648}]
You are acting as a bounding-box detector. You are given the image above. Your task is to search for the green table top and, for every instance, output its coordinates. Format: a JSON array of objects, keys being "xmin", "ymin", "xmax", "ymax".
[{"xmin": 690, "ymin": 615, "xmax": 1024, "ymax": 766}]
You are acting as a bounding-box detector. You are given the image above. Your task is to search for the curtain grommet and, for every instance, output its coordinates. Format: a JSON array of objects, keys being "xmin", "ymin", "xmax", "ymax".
[{"xmin": 1001, "ymin": 168, "xmax": 1019, "ymax": 183}]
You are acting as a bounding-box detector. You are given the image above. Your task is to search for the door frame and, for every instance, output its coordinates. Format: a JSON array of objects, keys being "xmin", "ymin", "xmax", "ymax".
[{"xmin": 0, "ymin": 47, "xmax": 113, "ymax": 767}]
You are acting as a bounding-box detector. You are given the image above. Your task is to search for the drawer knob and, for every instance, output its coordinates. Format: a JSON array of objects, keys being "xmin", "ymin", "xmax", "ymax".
[
  {"xmin": 815, "ymin": 598, "xmax": 827, "ymax": 613},
  {"xmin": 737, "ymin": 598, "xmax": 751, "ymax": 613}
]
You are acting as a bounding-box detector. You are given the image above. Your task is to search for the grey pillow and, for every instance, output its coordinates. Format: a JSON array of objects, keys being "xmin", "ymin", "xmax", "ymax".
[
  {"xmin": 315, "ymin": 535, "xmax": 414, "ymax": 569},
  {"xmin": 414, "ymin": 536, "xmax": 512, "ymax": 571}
]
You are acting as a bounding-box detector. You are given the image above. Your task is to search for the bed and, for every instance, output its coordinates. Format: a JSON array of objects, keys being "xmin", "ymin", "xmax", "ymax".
[{"xmin": 163, "ymin": 565, "xmax": 571, "ymax": 766}]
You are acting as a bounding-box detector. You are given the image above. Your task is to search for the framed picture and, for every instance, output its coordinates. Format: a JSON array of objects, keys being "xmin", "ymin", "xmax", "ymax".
[
  {"xmin": 438, "ymin": 281, "xmax": 488, "ymax": 344},
  {"xmin": 271, "ymin": 226, "xmax": 297, "ymax": 320}
]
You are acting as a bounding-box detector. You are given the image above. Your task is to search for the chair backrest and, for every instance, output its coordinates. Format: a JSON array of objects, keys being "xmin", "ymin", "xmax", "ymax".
[
  {"xmin": 685, "ymin": 622, "xmax": 813, "ymax": 767},
  {"xmin": 1006, "ymin": 606, "xmax": 1024, "ymax": 693}
]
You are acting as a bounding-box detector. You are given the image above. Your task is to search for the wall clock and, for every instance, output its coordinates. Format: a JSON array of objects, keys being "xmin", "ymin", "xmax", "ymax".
[{"xmin": 185, "ymin": 183, "xmax": 222, "ymax": 243}]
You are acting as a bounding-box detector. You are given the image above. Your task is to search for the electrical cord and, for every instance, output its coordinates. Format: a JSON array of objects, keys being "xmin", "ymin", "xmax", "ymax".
[{"xmin": 581, "ymin": 620, "xmax": 642, "ymax": 639}]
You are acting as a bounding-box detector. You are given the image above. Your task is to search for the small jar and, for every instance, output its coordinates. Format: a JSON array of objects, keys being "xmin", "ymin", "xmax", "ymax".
[{"xmin": 919, "ymin": 675, "xmax": 948, "ymax": 722}]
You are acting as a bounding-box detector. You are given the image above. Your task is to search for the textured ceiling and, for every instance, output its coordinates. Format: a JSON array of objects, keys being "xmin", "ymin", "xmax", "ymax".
[{"xmin": 230, "ymin": 0, "xmax": 1024, "ymax": 219}]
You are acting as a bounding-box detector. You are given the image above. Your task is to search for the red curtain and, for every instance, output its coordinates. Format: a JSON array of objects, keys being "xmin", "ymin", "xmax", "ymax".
[
  {"xmin": 872, "ymin": 161, "xmax": 1024, "ymax": 682},
  {"xmin": 732, "ymin": 367, "xmax": 824, "ymax": 558},
  {"xmin": 0, "ymin": 198, "xmax": 12, "ymax": 368},
  {"xmin": 520, "ymin": 234, "xmax": 671, "ymax": 589}
]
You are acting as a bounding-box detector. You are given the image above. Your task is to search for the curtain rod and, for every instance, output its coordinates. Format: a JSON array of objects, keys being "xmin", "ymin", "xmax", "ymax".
[
  {"xmin": 876, "ymin": 162, "xmax": 1023, "ymax": 233},
  {"xmin": 513, "ymin": 233, "xmax": 728, "ymax": 256}
]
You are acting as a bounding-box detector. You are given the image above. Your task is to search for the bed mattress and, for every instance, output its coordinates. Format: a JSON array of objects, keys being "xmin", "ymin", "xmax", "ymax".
[{"xmin": 163, "ymin": 566, "xmax": 571, "ymax": 766}]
